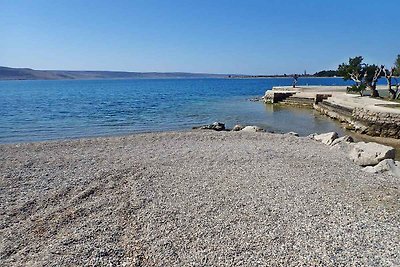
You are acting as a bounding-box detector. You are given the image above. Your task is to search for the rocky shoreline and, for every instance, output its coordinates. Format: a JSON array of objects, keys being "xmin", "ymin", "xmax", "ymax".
[
  {"xmin": 1, "ymin": 130, "xmax": 400, "ymax": 266},
  {"xmin": 310, "ymin": 131, "xmax": 399, "ymax": 176},
  {"xmin": 315, "ymin": 102, "xmax": 400, "ymax": 139},
  {"xmin": 194, "ymin": 122, "xmax": 400, "ymax": 178}
]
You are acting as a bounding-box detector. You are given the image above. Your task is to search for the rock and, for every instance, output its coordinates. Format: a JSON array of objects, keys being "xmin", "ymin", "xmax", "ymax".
[
  {"xmin": 344, "ymin": 124, "xmax": 355, "ymax": 130},
  {"xmin": 330, "ymin": 135, "xmax": 354, "ymax": 147},
  {"xmin": 211, "ymin": 122, "xmax": 225, "ymax": 131},
  {"xmin": 307, "ymin": 133, "xmax": 317, "ymax": 138},
  {"xmin": 232, "ymin": 124, "xmax": 244, "ymax": 131},
  {"xmin": 353, "ymin": 122, "xmax": 368, "ymax": 134},
  {"xmin": 313, "ymin": 132, "xmax": 338, "ymax": 145},
  {"xmin": 286, "ymin": 132, "xmax": 299, "ymax": 137},
  {"xmin": 193, "ymin": 122, "xmax": 225, "ymax": 131},
  {"xmin": 330, "ymin": 135, "xmax": 354, "ymax": 153},
  {"xmin": 363, "ymin": 159, "xmax": 400, "ymax": 177},
  {"xmin": 348, "ymin": 142, "xmax": 396, "ymax": 166},
  {"xmin": 241, "ymin": 126, "xmax": 264, "ymax": 132},
  {"xmin": 248, "ymin": 97, "xmax": 262, "ymax": 102},
  {"xmin": 263, "ymin": 91, "xmax": 274, "ymax": 103}
]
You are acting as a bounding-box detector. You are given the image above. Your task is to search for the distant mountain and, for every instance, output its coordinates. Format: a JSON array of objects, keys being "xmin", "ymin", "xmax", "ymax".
[{"xmin": 0, "ymin": 66, "xmax": 235, "ymax": 80}]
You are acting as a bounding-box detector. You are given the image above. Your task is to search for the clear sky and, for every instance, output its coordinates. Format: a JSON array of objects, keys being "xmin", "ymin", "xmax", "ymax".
[{"xmin": 1, "ymin": 0, "xmax": 399, "ymax": 74}]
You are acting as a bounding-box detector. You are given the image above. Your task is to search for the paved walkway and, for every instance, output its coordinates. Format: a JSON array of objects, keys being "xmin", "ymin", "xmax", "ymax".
[
  {"xmin": 268, "ymin": 86, "xmax": 399, "ymax": 114},
  {"xmin": 326, "ymin": 93, "xmax": 400, "ymax": 114}
]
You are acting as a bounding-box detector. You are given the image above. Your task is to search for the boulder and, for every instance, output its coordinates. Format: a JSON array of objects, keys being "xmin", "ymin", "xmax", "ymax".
[
  {"xmin": 363, "ymin": 159, "xmax": 400, "ymax": 177},
  {"xmin": 211, "ymin": 122, "xmax": 225, "ymax": 131},
  {"xmin": 232, "ymin": 124, "xmax": 244, "ymax": 131},
  {"xmin": 330, "ymin": 135, "xmax": 354, "ymax": 153},
  {"xmin": 193, "ymin": 122, "xmax": 225, "ymax": 131},
  {"xmin": 348, "ymin": 142, "xmax": 396, "ymax": 166},
  {"xmin": 241, "ymin": 126, "xmax": 264, "ymax": 132},
  {"xmin": 313, "ymin": 132, "xmax": 338, "ymax": 145},
  {"xmin": 330, "ymin": 135, "xmax": 354, "ymax": 147}
]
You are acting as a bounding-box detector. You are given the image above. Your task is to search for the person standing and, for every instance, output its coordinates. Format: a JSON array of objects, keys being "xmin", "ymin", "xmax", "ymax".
[{"xmin": 292, "ymin": 74, "xmax": 299, "ymax": 88}]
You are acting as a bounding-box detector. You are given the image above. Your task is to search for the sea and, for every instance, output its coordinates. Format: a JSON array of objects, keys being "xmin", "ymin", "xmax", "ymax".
[{"xmin": 0, "ymin": 77, "xmax": 372, "ymax": 144}]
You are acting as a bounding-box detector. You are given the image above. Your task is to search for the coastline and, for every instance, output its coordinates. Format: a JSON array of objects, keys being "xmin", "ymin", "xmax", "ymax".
[
  {"xmin": 1, "ymin": 130, "xmax": 399, "ymax": 265},
  {"xmin": 0, "ymin": 76, "xmax": 346, "ymax": 82}
]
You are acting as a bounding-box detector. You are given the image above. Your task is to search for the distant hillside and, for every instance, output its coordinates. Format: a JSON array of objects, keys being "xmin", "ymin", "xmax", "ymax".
[{"xmin": 0, "ymin": 66, "xmax": 234, "ymax": 80}]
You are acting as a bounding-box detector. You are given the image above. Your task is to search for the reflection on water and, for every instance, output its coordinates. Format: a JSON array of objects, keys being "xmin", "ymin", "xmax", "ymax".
[{"xmin": 233, "ymin": 101, "xmax": 347, "ymax": 136}]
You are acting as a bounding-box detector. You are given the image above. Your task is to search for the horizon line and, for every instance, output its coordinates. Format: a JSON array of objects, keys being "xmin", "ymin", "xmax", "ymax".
[{"xmin": 1, "ymin": 65, "xmax": 331, "ymax": 77}]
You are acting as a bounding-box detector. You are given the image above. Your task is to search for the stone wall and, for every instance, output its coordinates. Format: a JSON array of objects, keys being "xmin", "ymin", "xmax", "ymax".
[
  {"xmin": 314, "ymin": 102, "xmax": 400, "ymax": 139},
  {"xmin": 263, "ymin": 91, "xmax": 295, "ymax": 103},
  {"xmin": 352, "ymin": 108, "xmax": 400, "ymax": 138}
]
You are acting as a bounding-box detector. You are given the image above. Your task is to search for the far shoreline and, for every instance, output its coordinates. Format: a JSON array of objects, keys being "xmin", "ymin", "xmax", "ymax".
[{"xmin": 0, "ymin": 76, "xmax": 346, "ymax": 82}]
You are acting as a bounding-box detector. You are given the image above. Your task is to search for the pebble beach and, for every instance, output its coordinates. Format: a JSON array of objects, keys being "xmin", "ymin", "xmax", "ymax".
[{"xmin": 1, "ymin": 131, "xmax": 399, "ymax": 266}]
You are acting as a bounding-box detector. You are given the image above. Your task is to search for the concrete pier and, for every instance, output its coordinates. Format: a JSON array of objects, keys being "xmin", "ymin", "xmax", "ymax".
[{"xmin": 263, "ymin": 86, "xmax": 400, "ymax": 139}]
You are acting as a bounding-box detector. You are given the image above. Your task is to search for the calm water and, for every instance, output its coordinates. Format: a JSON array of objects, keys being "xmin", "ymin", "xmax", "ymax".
[{"xmin": 0, "ymin": 77, "xmax": 356, "ymax": 143}]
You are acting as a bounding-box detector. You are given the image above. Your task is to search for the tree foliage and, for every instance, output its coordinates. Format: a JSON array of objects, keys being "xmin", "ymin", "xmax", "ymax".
[
  {"xmin": 381, "ymin": 55, "xmax": 400, "ymax": 99},
  {"xmin": 324, "ymin": 54, "xmax": 400, "ymax": 99},
  {"xmin": 338, "ymin": 56, "xmax": 383, "ymax": 97},
  {"xmin": 392, "ymin": 55, "xmax": 400, "ymax": 99},
  {"xmin": 338, "ymin": 56, "xmax": 364, "ymax": 84},
  {"xmin": 346, "ymin": 84, "xmax": 367, "ymax": 95},
  {"xmin": 395, "ymin": 54, "xmax": 400, "ymax": 76},
  {"xmin": 363, "ymin": 65, "xmax": 382, "ymax": 86}
]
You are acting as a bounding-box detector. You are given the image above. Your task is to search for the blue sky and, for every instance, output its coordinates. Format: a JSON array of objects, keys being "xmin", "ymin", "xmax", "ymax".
[{"xmin": 1, "ymin": 0, "xmax": 399, "ymax": 74}]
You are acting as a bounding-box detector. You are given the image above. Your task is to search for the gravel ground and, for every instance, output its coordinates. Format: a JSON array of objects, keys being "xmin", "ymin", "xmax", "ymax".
[{"xmin": 1, "ymin": 131, "xmax": 399, "ymax": 266}]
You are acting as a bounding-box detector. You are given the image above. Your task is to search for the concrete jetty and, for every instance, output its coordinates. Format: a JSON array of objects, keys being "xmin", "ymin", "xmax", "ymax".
[
  {"xmin": 263, "ymin": 86, "xmax": 400, "ymax": 139},
  {"xmin": 263, "ymin": 86, "xmax": 349, "ymax": 106}
]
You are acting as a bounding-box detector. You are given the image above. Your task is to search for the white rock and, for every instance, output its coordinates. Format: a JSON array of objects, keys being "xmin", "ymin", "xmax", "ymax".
[
  {"xmin": 348, "ymin": 142, "xmax": 396, "ymax": 166},
  {"xmin": 241, "ymin": 126, "xmax": 264, "ymax": 132},
  {"xmin": 313, "ymin": 132, "xmax": 338, "ymax": 145},
  {"xmin": 307, "ymin": 133, "xmax": 317, "ymax": 139},
  {"xmin": 363, "ymin": 159, "xmax": 400, "ymax": 177}
]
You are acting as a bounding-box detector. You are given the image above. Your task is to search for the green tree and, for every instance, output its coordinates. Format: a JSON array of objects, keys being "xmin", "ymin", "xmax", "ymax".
[
  {"xmin": 393, "ymin": 55, "xmax": 400, "ymax": 99},
  {"xmin": 395, "ymin": 54, "xmax": 400, "ymax": 74},
  {"xmin": 338, "ymin": 56, "xmax": 382, "ymax": 97},
  {"xmin": 382, "ymin": 55, "xmax": 400, "ymax": 99},
  {"xmin": 338, "ymin": 56, "xmax": 364, "ymax": 86},
  {"xmin": 363, "ymin": 64, "xmax": 382, "ymax": 97}
]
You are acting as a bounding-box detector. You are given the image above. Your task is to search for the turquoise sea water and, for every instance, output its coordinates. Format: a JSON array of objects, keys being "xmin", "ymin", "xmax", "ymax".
[{"xmin": 0, "ymin": 77, "xmax": 359, "ymax": 143}]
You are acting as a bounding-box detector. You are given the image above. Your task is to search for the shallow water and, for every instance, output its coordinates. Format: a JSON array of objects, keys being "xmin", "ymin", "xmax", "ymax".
[{"xmin": 0, "ymin": 77, "xmax": 380, "ymax": 143}]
